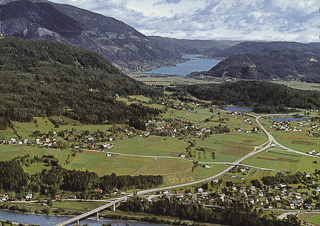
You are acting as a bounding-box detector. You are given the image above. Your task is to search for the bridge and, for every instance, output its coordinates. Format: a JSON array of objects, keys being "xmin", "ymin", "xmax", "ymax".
[
  {"xmin": 52, "ymin": 113, "xmax": 314, "ymax": 226},
  {"xmin": 52, "ymin": 195, "xmax": 132, "ymax": 226}
]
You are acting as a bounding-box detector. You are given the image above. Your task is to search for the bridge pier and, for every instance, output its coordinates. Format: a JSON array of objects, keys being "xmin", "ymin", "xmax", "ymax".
[
  {"xmin": 112, "ymin": 203, "xmax": 116, "ymax": 212},
  {"xmin": 97, "ymin": 211, "xmax": 99, "ymax": 221},
  {"xmin": 77, "ymin": 219, "xmax": 80, "ymax": 225}
]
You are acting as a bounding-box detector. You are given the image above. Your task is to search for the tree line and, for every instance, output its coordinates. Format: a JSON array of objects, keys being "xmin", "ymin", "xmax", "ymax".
[
  {"xmin": 120, "ymin": 196, "xmax": 301, "ymax": 226},
  {"xmin": 182, "ymin": 81, "xmax": 320, "ymax": 113},
  {"xmin": 0, "ymin": 157, "xmax": 163, "ymax": 196}
]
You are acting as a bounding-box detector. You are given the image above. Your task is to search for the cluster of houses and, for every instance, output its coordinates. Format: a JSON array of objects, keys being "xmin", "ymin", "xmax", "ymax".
[
  {"xmin": 147, "ymin": 119, "xmax": 212, "ymax": 138},
  {"xmin": 307, "ymin": 149, "xmax": 320, "ymax": 156},
  {"xmin": 271, "ymin": 121, "xmax": 303, "ymax": 132},
  {"xmin": 152, "ymin": 180, "xmax": 320, "ymax": 211}
]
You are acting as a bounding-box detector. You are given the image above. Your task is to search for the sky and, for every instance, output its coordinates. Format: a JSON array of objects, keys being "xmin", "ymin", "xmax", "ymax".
[{"xmin": 50, "ymin": 0, "xmax": 319, "ymax": 43}]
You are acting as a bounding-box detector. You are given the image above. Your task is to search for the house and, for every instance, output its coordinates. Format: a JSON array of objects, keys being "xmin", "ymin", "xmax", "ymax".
[
  {"xmin": 26, "ymin": 194, "xmax": 32, "ymax": 200},
  {"xmin": 212, "ymin": 179, "xmax": 219, "ymax": 184},
  {"xmin": 277, "ymin": 202, "xmax": 282, "ymax": 208},
  {"xmin": 204, "ymin": 164, "xmax": 210, "ymax": 169},
  {"xmin": 279, "ymin": 183, "xmax": 286, "ymax": 188},
  {"xmin": 208, "ymin": 199, "xmax": 215, "ymax": 206},
  {"xmin": 275, "ymin": 195, "xmax": 281, "ymax": 201},
  {"xmin": 88, "ymin": 137, "xmax": 94, "ymax": 142},
  {"xmin": 240, "ymin": 168, "xmax": 246, "ymax": 173},
  {"xmin": 70, "ymin": 195, "xmax": 77, "ymax": 199},
  {"xmin": 198, "ymin": 188, "xmax": 204, "ymax": 193},
  {"xmin": 106, "ymin": 153, "xmax": 112, "ymax": 157}
]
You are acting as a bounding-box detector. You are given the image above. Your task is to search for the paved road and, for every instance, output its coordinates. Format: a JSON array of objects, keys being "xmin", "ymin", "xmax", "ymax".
[{"xmin": 53, "ymin": 113, "xmax": 317, "ymax": 225}]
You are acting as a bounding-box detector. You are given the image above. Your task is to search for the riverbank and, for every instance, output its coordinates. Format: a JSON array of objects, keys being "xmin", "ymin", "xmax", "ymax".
[{"xmin": 0, "ymin": 204, "xmax": 219, "ymax": 226}]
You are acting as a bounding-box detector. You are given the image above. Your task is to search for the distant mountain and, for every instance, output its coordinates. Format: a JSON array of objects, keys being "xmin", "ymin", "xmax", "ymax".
[
  {"xmin": 210, "ymin": 41, "xmax": 320, "ymax": 58},
  {"xmin": 0, "ymin": 0, "xmax": 181, "ymax": 71},
  {"xmin": 148, "ymin": 36, "xmax": 241, "ymax": 56},
  {"xmin": 0, "ymin": 37, "xmax": 161, "ymax": 129},
  {"xmin": 188, "ymin": 48, "xmax": 320, "ymax": 82}
]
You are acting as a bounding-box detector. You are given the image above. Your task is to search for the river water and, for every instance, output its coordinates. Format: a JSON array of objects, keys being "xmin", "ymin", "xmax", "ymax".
[
  {"xmin": 143, "ymin": 55, "xmax": 220, "ymax": 76},
  {"xmin": 0, "ymin": 209, "xmax": 165, "ymax": 226}
]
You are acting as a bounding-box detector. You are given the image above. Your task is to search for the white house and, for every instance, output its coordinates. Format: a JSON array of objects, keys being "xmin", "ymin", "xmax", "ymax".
[{"xmin": 26, "ymin": 194, "xmax": 32, "ymax": 200}]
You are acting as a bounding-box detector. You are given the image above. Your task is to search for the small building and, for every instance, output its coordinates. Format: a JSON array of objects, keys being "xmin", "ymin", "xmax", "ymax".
[
  {"xmin": 26, "ymin": 194, "xmax": 32, "ymax": 200},
  {"xmin": 179, "ymin": 154, "xmax": 186, "ymax": 158}
]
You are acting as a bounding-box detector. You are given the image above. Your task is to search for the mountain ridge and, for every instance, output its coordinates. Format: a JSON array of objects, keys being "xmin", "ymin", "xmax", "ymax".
[
  {"xmin": 188, "ymin": 48, "xmax": 320, "ymax": 82},
  {"xmin": 0, "ymin": 0, "xmax": 181, "ymax": 71}
]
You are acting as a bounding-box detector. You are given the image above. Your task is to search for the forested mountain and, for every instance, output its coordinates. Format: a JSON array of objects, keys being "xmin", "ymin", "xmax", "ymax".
[
  {"xmin": 188, "ymin": 49, "xmax": 320, "ymax": 82},
  {"xmin": 0, "ymin": 0, "xmax": 181, "ymax": 71},
  {"xmin": 148, "ymin": 36, "xmax": 241, "ymax": 56},
  {"xmin": 0, "ymin": 37, "xmax": 162, "ymax": 129},
  {"xmin": 183, "ymin": 81, "xmax": 320, "ymax": 113},
  {"xmin": 210, "ymin": 41, "xmax": 320, "ymax": 58}
]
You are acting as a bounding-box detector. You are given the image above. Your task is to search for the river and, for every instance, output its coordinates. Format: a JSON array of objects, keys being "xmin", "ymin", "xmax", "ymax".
[
  {"xmin": 143, "ymin": 55, "xmax": 220, "ymax": 76},
  {"xmin": 0, "ymin": 209, "xmax": 166, "ymax": 226}
]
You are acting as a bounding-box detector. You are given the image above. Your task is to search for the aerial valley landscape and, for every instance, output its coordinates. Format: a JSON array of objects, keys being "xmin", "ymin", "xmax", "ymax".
[{"xmin": 0, "ymin": 0, "xmax": 320, "ymax": 226}]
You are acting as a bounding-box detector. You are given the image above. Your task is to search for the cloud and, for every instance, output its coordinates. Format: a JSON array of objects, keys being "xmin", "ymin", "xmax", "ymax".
[{"xmin": 49, "ymin": 0, "xmax": 319, "ymax": 42}]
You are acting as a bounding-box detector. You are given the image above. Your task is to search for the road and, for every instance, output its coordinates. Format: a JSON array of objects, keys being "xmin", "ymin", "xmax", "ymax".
[{"xmin": 54, "ymin": 113, "xmax": 317, "ymax": 225}]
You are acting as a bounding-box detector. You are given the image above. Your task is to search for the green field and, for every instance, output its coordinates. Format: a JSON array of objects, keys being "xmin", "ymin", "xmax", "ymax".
[
  {"xmin": 305, "ymin": 213, "xmax": 320, "ymax": 225},
  {"xmin": 52, "ymin": 200, "xmax": 104, "ymax": 211},
  {"xmin": 243, "ymin": 148, "xmax": 319, "ymax": 172},
  {"xmin": 128, "ymin": 73, "xmax": 219, "ymax": 87},
  {"xmin": 2, "ymin": 93, "xmax": 320, "ymax": 190},
  {"xmin": 194, "ymin": 132, "xmax": 267, "ymax": 162},
  {"xmin": 112, "ymin": 136, "xmax": 188, "ymax": 157}
]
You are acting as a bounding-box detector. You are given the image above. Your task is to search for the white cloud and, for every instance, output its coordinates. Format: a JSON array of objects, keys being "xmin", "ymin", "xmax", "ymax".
[{"xmin": 49, "ymin": 0, "xmax": 319, "ymax": 42}]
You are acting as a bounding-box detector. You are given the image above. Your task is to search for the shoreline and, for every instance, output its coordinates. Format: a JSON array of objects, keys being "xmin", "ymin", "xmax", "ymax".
[{"xmin": 0, "ymin": 208, "xmax": 212, "ymax": 226}]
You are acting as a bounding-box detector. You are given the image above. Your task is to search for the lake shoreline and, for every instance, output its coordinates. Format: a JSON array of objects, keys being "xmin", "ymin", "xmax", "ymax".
[{"xmin": 142, "ymin": 55, "xmax": 221, "ymax": 76}]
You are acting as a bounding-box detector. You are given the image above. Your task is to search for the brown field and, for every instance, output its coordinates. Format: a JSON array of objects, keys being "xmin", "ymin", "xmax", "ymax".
[
  {"xmin": 132, "ymin": 158, "xmax": 192, "ymax": 176},
  {"xmin": 221, "ymin": 149, "xmax": 248, "ymax": 156},
  {"xmin": 291, "ymin": 140, "xmax": 317, "ymax": 146},
  {"xmin": 260, "ymin": 170, "xmax": 271, "ymax": 177},
  {"xmin": 257, "ymin": 156, "xmax": 299, "ymax": 163},
  {"xmin": 268, "ymin": 150, "xmax": 303, "ymax": 158},
  {"xmin": 299, "ymin": 213, "xmax": 319, "ymax": 222},
  {"xmin": 243, "ymin": 139, "xmax": 255, "ymax": 143}
]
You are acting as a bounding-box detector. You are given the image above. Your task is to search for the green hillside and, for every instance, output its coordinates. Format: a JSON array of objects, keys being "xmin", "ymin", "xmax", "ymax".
[
  {"xmin": 0, "ymin": 37, "xmax": 161, "ymax": 129},
  {"xmin": 183, "ymin": 81, "xmax": 320, "ymax": 113}
]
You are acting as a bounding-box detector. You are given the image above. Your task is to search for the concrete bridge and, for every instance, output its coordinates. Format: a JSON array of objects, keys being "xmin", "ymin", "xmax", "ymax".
[{"xmin": 52, "ymin": 195, "xmax": 131, "ymax": 226}]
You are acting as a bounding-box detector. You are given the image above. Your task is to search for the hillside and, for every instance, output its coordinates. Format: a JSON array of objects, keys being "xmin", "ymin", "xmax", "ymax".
[
  {"xmin": 210, "ymin": 41, "xmax": 320, "ymax": 58},
  {"xmin": 188, "ymin": 49, "xmax": 320, "ymax": 82},
  {"xmin": 0, "ymin": 37, "xmax": 162, "ymax": 129},
  {"xmin": 0, "ymin": 0, "xmax": 181, "ymax": 71},
  {"xmin": 148, "ymin": 36, "xmax": 241, "ymax": 56},
  {"xmin": 182, "ymin": 81, "xmax": 320, "ymax": 113}
]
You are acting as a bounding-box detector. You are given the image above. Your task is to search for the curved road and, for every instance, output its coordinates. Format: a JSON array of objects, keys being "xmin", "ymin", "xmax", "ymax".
[{"xmin": 54, "ymin": 113, "xmax": 317, "ymax": 225}]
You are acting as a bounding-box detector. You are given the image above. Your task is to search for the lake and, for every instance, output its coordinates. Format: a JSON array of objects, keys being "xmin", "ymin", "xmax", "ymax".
[
  {"xmin": 223, "ymin": 106, "xmax": 253, "ymax": 112},
  {"xmin": 0, "ymin": 209, "xmax": 166, "ymax": 226},
  {"xmin": 271, "ymin": 117, "xmax": 307, "ymax": 122},
  {"xmin": 143, "ymin": 55, "xmax": 220, "ymax": 76}
]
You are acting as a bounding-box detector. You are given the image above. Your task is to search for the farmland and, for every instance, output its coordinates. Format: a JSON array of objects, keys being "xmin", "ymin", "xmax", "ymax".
[{"xmin": 2, "ymin": 92, "xmax": 320, "ymax": 225}]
